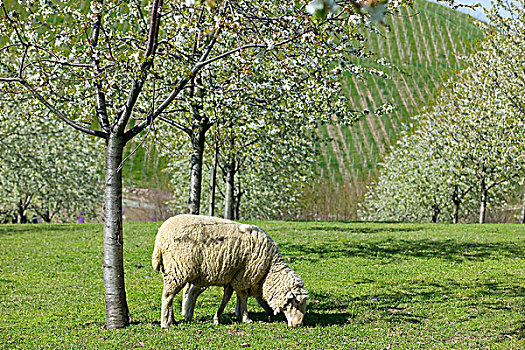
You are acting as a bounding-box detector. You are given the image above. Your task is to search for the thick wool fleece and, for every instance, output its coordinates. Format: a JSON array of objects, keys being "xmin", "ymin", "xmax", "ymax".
[{"xmin": 152, "ymin": 214, "xmax": 306, "ymax": 314}]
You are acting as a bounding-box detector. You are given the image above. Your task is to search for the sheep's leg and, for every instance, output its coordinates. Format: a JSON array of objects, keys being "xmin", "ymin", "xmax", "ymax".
[
  {"xmin": 184, "ymin": 284, "xmax": 206, "ymax": 321},
  {"xmin": 235, "ymin": 296, "xmax": 272, "ymax": 317},
  {"xmin": 256, "ymin": 296, "xmax": 274, "ymax": 316},
  {"xmin": 182, "ymin": 283, "xmax": 207, "ymax": 317},
  {"xmin": 234, "ymin": 295, "xmax": 241, "ymax": 317},
  {"xmin": 181, "ymin": 283, "xmax": 191, "ymax": 316},
  {"xmin": 236, "ymin": 291, "xmax": 252, "ymax": 324},
  {"xmin": 161, "ymin": 283, "xmax": 183, "ymax": 329},
  {"xmin": 214, "ymin": 284, "xmax": 233, "ymax": 325}
]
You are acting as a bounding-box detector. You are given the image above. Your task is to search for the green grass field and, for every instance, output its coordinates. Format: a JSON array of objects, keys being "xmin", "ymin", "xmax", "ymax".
[{"xmin": 1, "ymin": 222, "xmax": 523, "ymax": 349}]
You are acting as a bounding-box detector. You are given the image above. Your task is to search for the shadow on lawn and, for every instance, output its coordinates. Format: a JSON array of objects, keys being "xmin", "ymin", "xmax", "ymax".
[
  {"xmin": 196, "ymin": 310, "xmax": 356, "ymax": 327},
  {"xmin": 305, "ymin": 289, "xmax": 429, "ymax": 327},
  {"xmin": 280, "ymin": 238, "xmax": 522, "ymax": 263},
  {"xmin": 504, "ymin": 321, "xmax": 525, "ymax": 340},
  {"xmin": 308, "ymin": 226, "xmax": 421, "ymax": 234},
  {"xmin": 0, "ymin": 223, "xmax": 78, "ymax": 237}
]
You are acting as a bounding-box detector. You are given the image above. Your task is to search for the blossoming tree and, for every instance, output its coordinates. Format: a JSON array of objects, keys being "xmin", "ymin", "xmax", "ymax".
[{"xmin": 0, "ymin": 0, "xmax": 397, "ymax": 328}]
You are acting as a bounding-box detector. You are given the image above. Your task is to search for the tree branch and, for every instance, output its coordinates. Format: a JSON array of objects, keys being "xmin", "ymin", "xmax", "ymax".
[
  {"xmin": 125, "ymin": 7, "xmax": 305, "ymax": 141},
  {"xmin": 124, "ymin": 74, "xmax": 191, "ymax": 142},
  {"xmin": 158, "ymin": 116, "xmax": 192, "ymax": 136},
  {"xmin": 89, "ymin": 0, "xmax": 111, "ymax": 133},
  {"xmin": 0, "ymin": 77, "xmax": 21, "ymax": 82},
  {"xmin": 18, "ymin": 79, "xmax": 109, "ymax": 139},
  {"xmin": 115, "ymin": 0, "xmax": 163, "ymax": 136}
]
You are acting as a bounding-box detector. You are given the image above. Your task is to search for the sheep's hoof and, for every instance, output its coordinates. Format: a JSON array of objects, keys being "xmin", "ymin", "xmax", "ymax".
[
  {"xmin": 161, "ymin": 323, "xmax": 170, "ymax": 330},
  {"xmin": 242, "ymin": 316, "xmax": 253, "ymax": 324}
]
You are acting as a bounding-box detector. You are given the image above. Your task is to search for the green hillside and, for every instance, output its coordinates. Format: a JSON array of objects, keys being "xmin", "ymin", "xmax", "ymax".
[
  {"xmin": 303, "ymin": 0, "xmax": 483, "ymax": 220},
  {"xmin": 123, "ymin": 0, "xmax": 483, "ymax": 220}
]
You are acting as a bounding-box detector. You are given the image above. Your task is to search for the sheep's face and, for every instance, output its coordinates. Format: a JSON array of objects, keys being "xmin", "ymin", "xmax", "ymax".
[{"xmin": 283, "ymin": 292, "xmax": 308, "ymax": 327}]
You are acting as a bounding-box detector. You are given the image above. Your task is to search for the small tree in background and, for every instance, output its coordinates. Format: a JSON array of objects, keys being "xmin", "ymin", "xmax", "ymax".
[
  {"xmin": 0, "ymin": 103, "xmax": 103, "ymax": 223},
  {"xmin": 360, "ymin": 132, "xmax": 457, "ymax": 222}
]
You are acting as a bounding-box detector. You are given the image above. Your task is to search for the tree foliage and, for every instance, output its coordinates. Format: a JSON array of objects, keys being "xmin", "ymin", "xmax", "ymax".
[
  {"xmin": 361, "ymin": 0, "xmax": 525, "ymax": 223},
  {"xmin": 0, "ymin": 102, "xmax": 103, "ymax": 223},
  {"xmin": 152, "ymin": 0, "xmax": 400, "ymax": 218}
]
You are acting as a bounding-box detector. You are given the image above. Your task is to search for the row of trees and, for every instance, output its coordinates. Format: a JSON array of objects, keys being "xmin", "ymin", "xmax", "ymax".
[
  {"xmin": 361, "ymin": 0, "xmax": 525, "ymax": 223},
  {"xmin": 158, "ymin": 107, "xmax": 320, "ymax": 220},
  {"xmin": 0, "ymin": 0, "xmax": 397, "ymax": 329},
  {"xmin": 0, "ymin": 102, "xmax": 103, "ymax": 223}
]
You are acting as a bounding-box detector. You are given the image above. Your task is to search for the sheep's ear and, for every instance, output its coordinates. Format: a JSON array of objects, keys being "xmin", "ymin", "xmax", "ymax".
[
  {"xmin": 297, "ymin": 294, "xmax": 309, "ymax": 302},
  {"xmin": 286, "ymin": 291, "xmax": 295, "ymax": 300},
  {"xmin": 239, "ymin": 224, "xmax": 252, "ymax": 233}
]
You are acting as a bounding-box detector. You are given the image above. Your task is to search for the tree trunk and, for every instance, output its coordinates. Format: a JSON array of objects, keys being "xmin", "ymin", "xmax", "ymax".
[
  {"xmin": 16, "ymin": 195, "xmax": 31, "ymax": 224},
  {"xmin": 187, "ymin": 118, "xmax": 208, "ymax": 215},
  {"xmin": 234, "ymin": 182, "xmax": 242, "ymax": 220},
  {"xmin": 479, "ymin": 177, "xmax": 488, "ymax": 224},
  {"xmin": 208, "ymin": 142, "xmax": 218, "ymax": 217},
  {"xmin": 102, "ymin": 134, "xmax": 130, "ymax": 329},
  {"xmin": 224, "ymin": 160, "xmax": 236, "ymax": 220},
  {"xmin": 452, "ymin": 185, "xmax": 460, "ymax": 224},
  {"xmin": 16, "ymin": 201, "xmax": 25, "ymax": 224},
  {"xmin": 431, "ymin": 206, "xmax": 440, "ymax": 223},
  {"xmin": 42, "ymin": 209, "xmax": 51, "ymax": 223},
  {"xmin": 519, "ymin": 180, "xmax": 525, "ymax": 224}
]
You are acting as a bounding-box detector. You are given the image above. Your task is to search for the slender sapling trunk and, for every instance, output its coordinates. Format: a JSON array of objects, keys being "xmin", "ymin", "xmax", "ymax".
[
  {"xmin": 519, "ymin": 180, "xmax": 525, "ymax": 224},
  {"xmin": 452, "ymin": 185, "xmax": 460, "ymax": 224},
  {"xmin": 187, "ymin": 117, "xmax": 209, "ymax": 215},
  {"xmin": 479, "ymin": 177, "xmax": 488, "ymax": 224},
  {"xmin": 224, "ymin": 160, "xmax": 236, "ymax": 220},
  {"xmin": 209, "ymin": 142, "xmax": 218, "ymax": 217}
]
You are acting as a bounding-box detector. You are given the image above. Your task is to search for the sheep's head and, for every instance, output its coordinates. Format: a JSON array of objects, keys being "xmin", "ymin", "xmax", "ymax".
[{"xmin": 283, "ymin": 289, "xmax": 308, "ymax": 328}]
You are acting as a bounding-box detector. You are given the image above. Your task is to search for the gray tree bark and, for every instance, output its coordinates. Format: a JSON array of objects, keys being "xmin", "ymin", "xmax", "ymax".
[
  {"xmin": 16, "ymin": 195, "xmax": 31, "ymax": 224},
  {"xmin": 431, "ymin": 206, "xmax": 440, "ymax": 223},
  {"xmin": 187, "ymin": 118, "xmax": 209, "ymax": 215},
  {"xmin": 16, "ymin": 201, "xmax": 25, "ymax": 224},
  {"xmin": 234, "ymin": 181, "xmax": 242, "ymax": 220},
  {"xmin": 208, "ymin": 142, "xmax": 218, "ymax": 217},
  {"xmin": 519, "ymin": 180, "xmax": 525, "ymax": 224},
  {"xmin": 452, "ymin": 185, "xmax": 460, "ymax": 224},
  {"xmin": 186, "ymin": 74, "xmax": 211, "ymax": 215},
  {"xmin": 224, "ymin": 160, "xmax": 236, "ymax": 220},
  {"xmin": 102, "ymin": 134, "xmax": 130, "ymax": 329},
  {"xmin": 479, "ymin": 177, "xmax": 488, "ymax": 224}
]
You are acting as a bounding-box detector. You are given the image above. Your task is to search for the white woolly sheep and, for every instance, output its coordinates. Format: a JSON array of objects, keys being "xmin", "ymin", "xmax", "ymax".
[{"xmin": 151, "ymin": 214, "xmax": 308, "ymax": 328}]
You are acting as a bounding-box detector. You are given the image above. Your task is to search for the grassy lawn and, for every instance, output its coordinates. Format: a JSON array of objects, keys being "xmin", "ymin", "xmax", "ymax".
[{"xmin": 0, "ymin": 221, "xmax": 523, "ymax": 349}]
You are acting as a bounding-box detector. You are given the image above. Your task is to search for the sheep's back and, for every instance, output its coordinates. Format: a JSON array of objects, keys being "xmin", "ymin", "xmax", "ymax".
[{"xmin": 154, "ymin": 215, "xmax": 279, "ymax": 289}]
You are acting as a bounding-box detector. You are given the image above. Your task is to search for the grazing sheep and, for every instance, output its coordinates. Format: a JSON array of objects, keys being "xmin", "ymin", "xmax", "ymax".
[{"xmin": 151, "ymin": 214, "xmax": 308, "ymax": 328}]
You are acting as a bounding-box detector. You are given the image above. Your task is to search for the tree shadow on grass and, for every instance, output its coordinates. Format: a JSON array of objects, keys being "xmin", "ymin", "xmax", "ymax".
[
  {"xmin": 305, "ymin": 289, "xmax": 429, "ymax": 327},
  {"xmin": 0, "ymin": 223, "xmax": 84, "ymax": 237},
  {"xmin": 203, "ymin": 310, "xmax": 356, "ymax": 327},
  {"xmin": 308, "ymin": 226, "xmax": 421, "ymax": 234},
  {"xmin": 280, "ymin": 238, "xmax": 523, "ymax": 263},
  {"xmin": 504, "ymin": 321, "xmax": 525, "ymax": 340}
]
